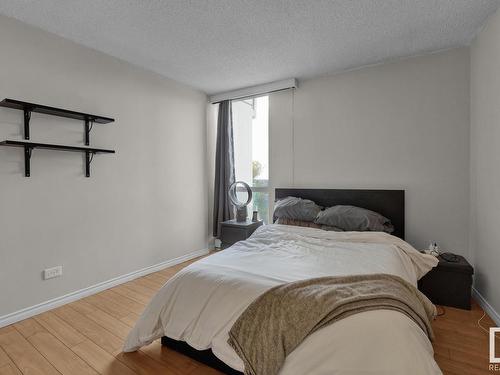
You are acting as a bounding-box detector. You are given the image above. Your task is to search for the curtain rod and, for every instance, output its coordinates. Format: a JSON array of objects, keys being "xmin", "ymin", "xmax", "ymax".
[{"xmin": 209, "ymin": 78, "xmax": 297, "ymax": 104}]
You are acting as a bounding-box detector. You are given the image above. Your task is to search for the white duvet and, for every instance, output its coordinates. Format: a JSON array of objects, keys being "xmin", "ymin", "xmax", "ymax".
[{"xmin": 124, "ymin": 224, "xmax": 442, "ymax": 375}]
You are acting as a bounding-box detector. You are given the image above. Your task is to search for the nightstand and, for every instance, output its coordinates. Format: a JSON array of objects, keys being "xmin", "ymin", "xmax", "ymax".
[
  {"xmin": 418, "ymin": 254, "xmax": 474, "ymax": 310},
  {"xmin": 220, "ymin": 219, "xmax": 263, "ymax": 249}
]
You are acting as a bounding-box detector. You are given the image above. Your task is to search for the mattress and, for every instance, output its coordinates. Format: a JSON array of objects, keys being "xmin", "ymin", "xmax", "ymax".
[{"xmin": 123, "ymin": 224, "xmax": 442, "ymax": 374}]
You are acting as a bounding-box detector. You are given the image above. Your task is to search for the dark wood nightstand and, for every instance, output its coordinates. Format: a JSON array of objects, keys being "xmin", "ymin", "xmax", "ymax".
[
  {"xmin": 220, "ymin": 220, "xmax": 263, "ymax": 249},
  {"xmin": 418, "ymin": 254, "xmax": 474, "ymax": 310}
]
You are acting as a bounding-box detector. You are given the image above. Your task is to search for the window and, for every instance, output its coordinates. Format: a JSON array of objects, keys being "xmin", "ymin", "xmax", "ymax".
[{"xmin": 232, "ymin": 95, "xmax": 270, "ymax": 222}]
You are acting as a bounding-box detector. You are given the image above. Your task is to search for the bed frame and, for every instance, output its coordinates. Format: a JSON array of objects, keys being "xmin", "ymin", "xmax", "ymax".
[
  {"xmin": 274, "ymin": 188, "xmax": 405, "ymax": 239},
  {"xmin": 162, "ymin": 188, "xmax": 405, "ymax": 374}
]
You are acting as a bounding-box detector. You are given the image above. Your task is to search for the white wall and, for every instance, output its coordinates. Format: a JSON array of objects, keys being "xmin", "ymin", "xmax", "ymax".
[
  {"xmin": 269, "ymin": 48, "xmax": 471, "ymax": 255},
  {"xmin": 470, "ymin": 8, "xmax": 500, "ymax": 318},
  {"xmin": 0, "ymin": 15, "xmax": 208, "ymax": 317}
]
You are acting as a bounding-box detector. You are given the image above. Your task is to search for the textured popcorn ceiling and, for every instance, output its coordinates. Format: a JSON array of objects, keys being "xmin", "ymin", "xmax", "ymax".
[{"xmin": 0, "ymin": 0, "xmax": 498, "ymax": 94}]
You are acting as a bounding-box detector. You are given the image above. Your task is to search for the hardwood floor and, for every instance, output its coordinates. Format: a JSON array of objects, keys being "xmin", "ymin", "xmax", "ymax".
[{"xmin": 0, "ymin": 256, "xmax": 498, "ymax": 374}]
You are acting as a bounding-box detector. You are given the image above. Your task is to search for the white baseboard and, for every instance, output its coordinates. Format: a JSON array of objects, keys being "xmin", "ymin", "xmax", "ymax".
[
  {"xmin": 0, "ymin": 248, "xmax": 209, "ymax": 328},
  {"xmin": 473, "ymin": 287, "xmax": 500, "ymax": 326}
]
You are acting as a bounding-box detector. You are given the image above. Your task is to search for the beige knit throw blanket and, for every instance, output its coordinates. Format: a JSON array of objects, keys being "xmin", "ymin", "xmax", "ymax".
[{"xmin": 228, "ymin": 273, "xmax": 436, "ymax": 375}]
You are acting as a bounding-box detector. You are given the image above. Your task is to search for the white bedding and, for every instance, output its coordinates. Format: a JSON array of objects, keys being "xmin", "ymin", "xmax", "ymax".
[{"xmin": 124, "ymin": 224, "xmax": 442, "ymax": 374}]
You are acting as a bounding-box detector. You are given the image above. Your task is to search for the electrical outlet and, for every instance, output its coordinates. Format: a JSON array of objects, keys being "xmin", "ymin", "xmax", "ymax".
[{"xmin": 43, "ymin": 266, "xmax": 63, "ymax": 280}]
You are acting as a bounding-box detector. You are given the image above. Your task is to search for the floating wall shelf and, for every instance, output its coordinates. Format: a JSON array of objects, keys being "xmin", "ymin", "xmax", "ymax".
[
  {"xmin": 0, "ymin": 98, "xmax": 114, "ymax": 123},
  {"xmin": 0, "ymin": 98, "xmax": 115, "ymax": 177},
  {"xmin": 0, "ymin": 140, "xmax": 115, "ymax": 177}
]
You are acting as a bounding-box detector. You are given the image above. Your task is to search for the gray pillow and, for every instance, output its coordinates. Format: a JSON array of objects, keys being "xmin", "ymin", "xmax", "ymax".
[
  {"xmin": 273, "ymin": 196, "xmax": 322, "ymax": 222},
  {"xmin": 275, "ymin": 217, "xmax": 322, "ymax": 228},
  {"xmin": 314, "ymin": 205, "xmax": 394, "ymax": 233}
]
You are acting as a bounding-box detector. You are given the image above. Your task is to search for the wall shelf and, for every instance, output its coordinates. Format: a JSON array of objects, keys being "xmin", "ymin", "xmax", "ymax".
[
  {"xmin": 0, "ymin": 98, "xmax": 114, "ymax": 144},
  {"xmin": 0, "ymin": 98, "xmax": 114, "ymax": 123},
  {"xmin": 0, "ymin": 98, "xmax": 115, "ymax": 177},
  {"xmin": 0, "ymin": 140, "xmax": 115, "ymax": 153},
  {"xmin": 0, "ymin": 140, "xmax": 115, "ymax": 177}
]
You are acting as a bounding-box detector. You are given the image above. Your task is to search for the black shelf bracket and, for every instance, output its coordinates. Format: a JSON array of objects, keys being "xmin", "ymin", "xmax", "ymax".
[
  {"xmin": 84, "ymin": 119, "xmax": 94, "ymax": 146},
  {"xmin": 24, "ymin": 109, "xmax": 31, "ymax": 140},
  {"xmin": 24, "ymin": 145, "xmax": 32, "ymax": 177},
  {"xmin": 85, "ymin": 151, "xmax": 95, "ymax": 178}
]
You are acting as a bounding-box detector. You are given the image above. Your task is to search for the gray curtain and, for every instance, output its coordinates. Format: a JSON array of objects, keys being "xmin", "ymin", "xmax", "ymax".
[{"xmin": 213, "ymin": 100, "xmax": 235, "ymax": 237}]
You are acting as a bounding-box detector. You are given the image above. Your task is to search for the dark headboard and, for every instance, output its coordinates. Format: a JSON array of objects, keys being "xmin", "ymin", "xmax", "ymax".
[{"xmin": 274, "ymin": 188, "xmax": 405, "ymax": 239}]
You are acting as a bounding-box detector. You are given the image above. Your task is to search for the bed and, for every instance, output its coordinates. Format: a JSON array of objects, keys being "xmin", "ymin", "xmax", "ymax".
[{"xmin": 123, "ymin": 188, "xmax": 442, "ymax": 375}]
